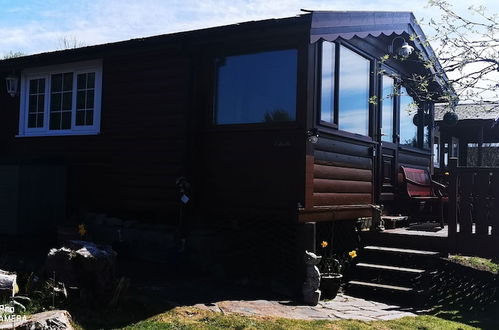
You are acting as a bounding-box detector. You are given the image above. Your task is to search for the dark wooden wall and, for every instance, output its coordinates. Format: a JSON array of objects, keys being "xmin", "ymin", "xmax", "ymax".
[
  {"xmin": 0, "ymin": 18, "xmax": 311, "ymax": 225},
  {"xmin": 312, "ymin": 137, "xmax": 373, "ymax": 206},
  {"xmin": 0, "ymin": 48, "xmax": 191, "ymax": 222}
]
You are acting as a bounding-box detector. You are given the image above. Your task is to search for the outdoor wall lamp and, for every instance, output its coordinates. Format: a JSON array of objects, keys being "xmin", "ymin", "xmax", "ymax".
[
  {"xmin": 307, "ymin": 128, "xmax": 319, "ymax": 144},
  {"xmin": 388, "ymin": 36, "xmax": 414, "ymax": 57},
  {"xmin": 5, "ymin": 73, "xmax": 19, "ymax": 97}
]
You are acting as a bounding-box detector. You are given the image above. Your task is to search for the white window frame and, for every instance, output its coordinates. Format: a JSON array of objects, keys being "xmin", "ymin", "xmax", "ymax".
[{"xmin": 18, "ymin": 60, "xmax": 103, "ymax": 137}]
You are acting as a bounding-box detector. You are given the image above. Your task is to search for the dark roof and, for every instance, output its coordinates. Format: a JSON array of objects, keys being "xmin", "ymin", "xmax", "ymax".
[
  {"xmin": 435, "ymin": 103, "xmax": 499, "ymax": 121},
  {"xmin": 310, "ymin": 11, "xmax": 451, "ymax": 96},
  {"xmin": 310, "ymin": 11, "xmax": 418, "ymax": 42},
  {"xmin": 0, "ymin": 10, "xmax": 453, "ymax": 99}
]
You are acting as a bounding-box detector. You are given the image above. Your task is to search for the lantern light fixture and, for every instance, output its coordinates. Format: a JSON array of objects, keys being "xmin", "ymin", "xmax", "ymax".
[
  {"xmin": 5, "ymin": 73, "xmax": 19, "ymax": 98},
  {"xmin": 388, "ymin": 36, "xmax": 414, "ymax": 57}
]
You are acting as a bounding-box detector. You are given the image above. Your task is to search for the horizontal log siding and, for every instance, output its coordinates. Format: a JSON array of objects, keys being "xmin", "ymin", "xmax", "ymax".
[
  {"xmin": 0, "ymin": 49, "xmax": 191, "ymax": 221},
  {"xmin": 312, "ymin": 137, "xmax": 373, "ymax": 208},
  {"xmin": 398, "ymin": 150, "xmax": 431, "ymax": 169}
]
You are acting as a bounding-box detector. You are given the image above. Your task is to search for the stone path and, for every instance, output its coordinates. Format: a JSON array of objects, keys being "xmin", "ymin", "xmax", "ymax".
[{"xmin": 193, "ymin": 293, "xmax": 418, "ymax": 321}]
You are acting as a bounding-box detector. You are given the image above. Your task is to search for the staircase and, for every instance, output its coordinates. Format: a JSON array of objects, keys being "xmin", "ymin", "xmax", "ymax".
[{"xmin": 345, "ymin": 245, "xmax": 442, "ymax": 306}]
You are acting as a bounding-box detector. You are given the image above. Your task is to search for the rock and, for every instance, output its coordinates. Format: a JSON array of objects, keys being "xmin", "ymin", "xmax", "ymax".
[
  {"xmin": 0, "ymin": 270, "xmax": 18, "ymax": 298},
  {"xmin": 0, "ymin": 310, "xmax": 74, "ymax": 330},
  {"xmin": 45, "ymin": 241, "xmax": 117, "ymax": 297}
]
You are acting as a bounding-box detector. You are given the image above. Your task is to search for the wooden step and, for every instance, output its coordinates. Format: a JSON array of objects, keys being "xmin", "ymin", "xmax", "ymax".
[
  {"xmin": 356, "ymin": 262, "xmax": 425, "ymax": 274},
  {"xmin": 363, "ymin": 245, "xmax": 440, "ymax": 257},
  {"xmin": 348, "ymin": 280, "xmax": 414, "ymax": 292}
]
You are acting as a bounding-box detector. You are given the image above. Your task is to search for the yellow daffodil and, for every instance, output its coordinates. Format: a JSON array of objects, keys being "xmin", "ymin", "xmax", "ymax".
[
  {"xmin": 444, "ymin": 172, "xmax": 450, "ymax": 176},
  {"xmin": 321, "ymin": 241, "xmax": 328, "ymax": 248},
  {"xmin": 78, "ymin": 224, "xmax": 87, "ymax": 237},
  {"xmin": 349, "ymin": 250, "xmax": 357, "ymax": 259}
]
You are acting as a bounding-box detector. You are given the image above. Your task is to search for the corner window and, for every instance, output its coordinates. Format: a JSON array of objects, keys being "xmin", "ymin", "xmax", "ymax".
[
  {"xmin": 399, "ymin": 86, "xmax": 418, "ymax": 148},
  {"xmin": 320, "ymin": 42, "xmax": 371, "ymax": 136},
  {"xmin": 19, "ymin": 60, "xmax": 102, "ymax": 136},
  {"xmin": 214, "ymin": 49, "xmax": 297, "ymax": 125},
  {"xmin": 381, "ymin": 75, "xmax": 395, "ymax": 142}
]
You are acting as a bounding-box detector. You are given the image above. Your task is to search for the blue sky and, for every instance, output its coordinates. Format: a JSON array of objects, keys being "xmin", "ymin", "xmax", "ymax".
[{"xmin": 0, "ymin": 0, "xmax": 497, "ymax": 56}]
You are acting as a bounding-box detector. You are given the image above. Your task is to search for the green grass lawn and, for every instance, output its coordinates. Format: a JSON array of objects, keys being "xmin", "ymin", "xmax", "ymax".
[{"xmin": 122, "ymin": 306, "xmax": 478, "ymax": 329}]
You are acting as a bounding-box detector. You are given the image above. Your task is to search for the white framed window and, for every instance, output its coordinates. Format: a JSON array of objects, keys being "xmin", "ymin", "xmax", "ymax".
[{"xmin": 18, "ymin": 60, "xmax": 102, "ymax": 137}]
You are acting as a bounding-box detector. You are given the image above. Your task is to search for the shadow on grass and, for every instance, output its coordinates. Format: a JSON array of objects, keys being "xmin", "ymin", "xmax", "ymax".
[{"xmin": 67, "ymin": 258, "xmax": 293, "ymax": 329}]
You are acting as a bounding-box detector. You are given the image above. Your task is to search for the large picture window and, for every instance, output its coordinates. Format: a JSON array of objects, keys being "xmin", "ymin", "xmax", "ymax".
[
  {"xmin": 214, "ymin": 49, "xmax": 297, "ymax": 125},
  {"xmin": 320, "ymin": 41, "xmax": 371, "ymax": 136},
  {"xmin": 19, "ymin": 61, "xmax": 102, "ymax": 137}
]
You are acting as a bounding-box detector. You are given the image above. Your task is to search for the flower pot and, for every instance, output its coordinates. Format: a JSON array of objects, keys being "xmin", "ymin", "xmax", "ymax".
[{"xmin": 320, "ymin": 273, "xmax": 343, "ymax": 299}]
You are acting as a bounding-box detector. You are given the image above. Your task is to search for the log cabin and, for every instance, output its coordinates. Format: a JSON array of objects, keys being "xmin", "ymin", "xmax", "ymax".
[{"xmin": 0, "ymin": 11, "xmax": 454, "ymax": 287}]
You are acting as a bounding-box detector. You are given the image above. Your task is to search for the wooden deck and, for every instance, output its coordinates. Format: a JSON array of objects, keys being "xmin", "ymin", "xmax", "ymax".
[
  {"xmin": 361, "ymin": 222, "xmax": 449, "ymax": 253},
  {"xmin": 383, "ymin": 223, "xmax": 448, "ymax": 238}
]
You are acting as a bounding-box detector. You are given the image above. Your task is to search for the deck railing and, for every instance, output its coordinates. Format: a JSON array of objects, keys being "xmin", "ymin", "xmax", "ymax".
[{"xmin": 448, "ymin": 158, "xmax": 499, "ymax": 258}]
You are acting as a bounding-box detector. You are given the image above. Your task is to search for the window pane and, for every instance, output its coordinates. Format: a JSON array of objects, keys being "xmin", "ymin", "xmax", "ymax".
[
  {"xmin": 434, "ymin": 136, "xmax": 440, "ymax": 168},
  {"xmin": 50, "ymin": 93, "xmax": 61, "ymax": 111},
  {"xmin": 77, "ymin": 74, "xmax": 86, "ymax": 89},
  {"xmin": 320, "ymin": 42, "xmax": 335, "ymax": 123},
  {"xmin": 87, "ymin": 72, "xmax": 95, "ymax": 88},
  {"xmin": 51, "ymin": 74, "xmax": 62, "ymax": 92},
  {"xmin": 63, "ymin": 73, "xmax": 73, "ymax": 91},
  {"xmin": 86, "ymin": 90, "xmax": 94, "ymax": 107},
  {"xmin": 423, "ymin": 108, "xmax": 431, "ymax": 150},
  {"xmin": 61, "ymin": 112, "xmax": 71, "ymax": 129},
  {"xmin": 86, "ymin": 110, "xmax": 94, "ymax": 125},
  {"xmin": 399, "ymin": 87, "xmax": 418, "ymax": 147},
  {"xmin": 381, "ymin": 76, "xmax": 394, "ymax": 142},
  {"xmin": 28, "ymin": 114, "xmax": 36, "ymax": 128},
  {"xmin": 29, "ymin": 80, "xmax": 38, "ymax": 93},
  {"xmin": 50, "ymin": 113, "xmax": 61, "ymax": 130},
  {"xmin": 338, "ymin": 46, "xmax": 370, "ymax": 136},
  {"xmin": 215, "ymin": 49, "xmax": 297, "ymax": 125},
  {"xmin": 77, "ymin": 91, "xmax": 86, "ymax": 109},
  {"xmin": 76, "ymin": 111, "xmax": 85, "ymax": 125},
  {"xmin": 62, "ymin": 92, "xmax": 72, "ymax": 110},
  {"xmin": 29, "ymin": 95, "xmax": 37, "ymax": 113},
  {"xmin": 76, "ymin": 73, "xmax": 96, "ymax": 126},
  {"xmin": 27, "ymin": 78, "xmax": 45, "ymax": 128}
]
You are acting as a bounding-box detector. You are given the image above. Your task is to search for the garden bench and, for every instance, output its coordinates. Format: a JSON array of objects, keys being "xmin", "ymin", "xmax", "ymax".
[{"xmin": 399, "ymin": 166, "xmax": 447, "ymax": 228}]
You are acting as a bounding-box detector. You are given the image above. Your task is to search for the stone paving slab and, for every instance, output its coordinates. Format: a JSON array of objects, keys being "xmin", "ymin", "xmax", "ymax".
[{"xmin": 194, "ymin": 293, "xmax": 417, "ymax": 321}]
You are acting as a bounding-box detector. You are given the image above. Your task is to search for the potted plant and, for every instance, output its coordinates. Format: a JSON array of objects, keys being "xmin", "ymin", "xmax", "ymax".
[{"xmin": 318, "ymin": 241, "xmax": 357, "ymax": 299}]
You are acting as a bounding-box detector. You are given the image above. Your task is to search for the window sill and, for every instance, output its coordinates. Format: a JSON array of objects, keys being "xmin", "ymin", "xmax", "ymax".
[
  {"xmin": 398, "ymin": 145, "xmax": 432, "ymax": 155},
  {"xmin": 318, "ymin": 126, "xmax": 375, "ymax": 144},
  {"xmin": 16, "ymin": 131, "xmax": 101, "ymax": 138}
]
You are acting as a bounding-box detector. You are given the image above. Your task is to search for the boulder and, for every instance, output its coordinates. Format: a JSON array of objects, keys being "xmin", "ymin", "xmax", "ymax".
[
  {"xmin": 0, "ymin": 310, "xmax": 73, "ymax": 330},
  {"xmin": 0, "ymin": 270, "xmax": 18, "ymax": 298},
  {"xmin": 45, "ymin": 241, "xmax": 117, "ymax": 295}
]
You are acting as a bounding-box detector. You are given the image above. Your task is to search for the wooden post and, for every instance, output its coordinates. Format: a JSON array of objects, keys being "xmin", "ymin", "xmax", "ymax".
[
  {"xmin": 301, "ymin": 222, "xmax": 316, "ymax": 253},
  {"xmin": 447, "ymin": 158, "xmax": 458, "ymax": 254},
  {"xmin": 478, "ymin": 126, "xmax": 484, "ymax": 166}
]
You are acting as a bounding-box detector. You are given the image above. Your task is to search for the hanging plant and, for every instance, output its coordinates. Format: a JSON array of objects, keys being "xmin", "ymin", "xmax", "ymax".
[{"xmin": 443, "ymin": 111, "xmax": 459, "ymax": 126}]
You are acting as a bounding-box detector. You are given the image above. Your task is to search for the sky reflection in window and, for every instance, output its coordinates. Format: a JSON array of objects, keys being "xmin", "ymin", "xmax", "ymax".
[
  {"xmin": 338, "ymin": 46, "xmax": 370, "ymax": 136},
  {"xmin": 215, "ymin": 49, "xmax": 297, "ymax": 125},
  {"xmin": 399, "ymin": 86, "xmax": 418, "ymax": 147}
]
